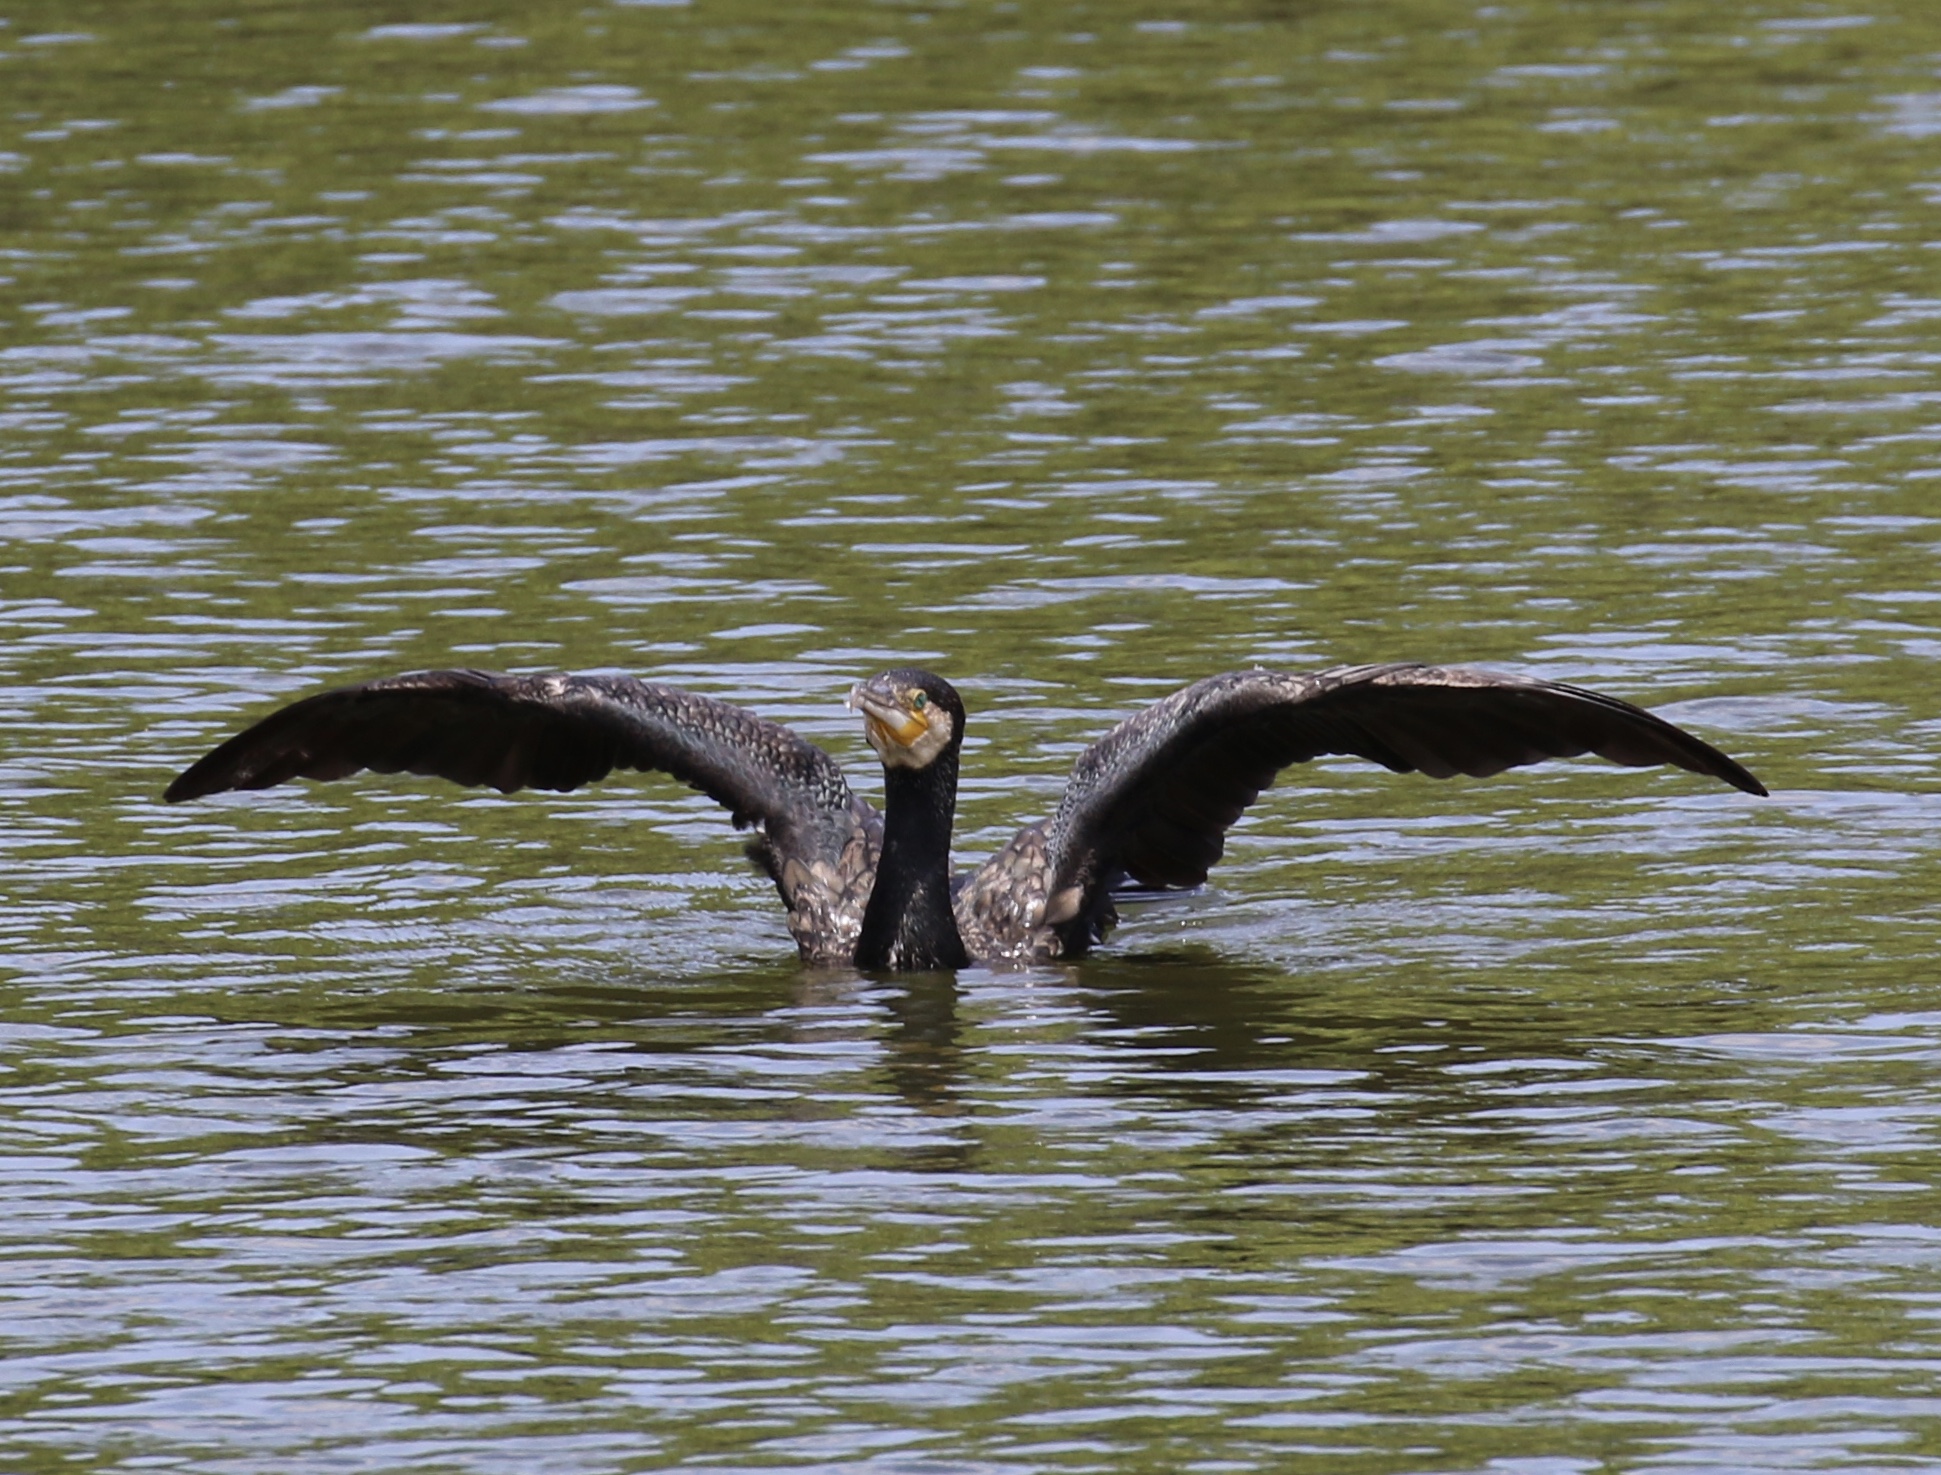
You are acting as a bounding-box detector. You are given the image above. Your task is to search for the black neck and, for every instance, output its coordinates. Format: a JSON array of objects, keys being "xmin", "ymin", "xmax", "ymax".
[{"xmin": 855, "ymin": 751, "xmax": 968, "ymax": 970}]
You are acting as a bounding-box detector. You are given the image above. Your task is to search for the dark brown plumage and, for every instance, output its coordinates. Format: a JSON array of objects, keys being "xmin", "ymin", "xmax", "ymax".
[{"xmin": 164, "ymin": 662, "xmax": 1766, "ymax": 967}]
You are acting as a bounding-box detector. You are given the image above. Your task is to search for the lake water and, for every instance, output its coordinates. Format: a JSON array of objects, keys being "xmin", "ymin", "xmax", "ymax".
[{"xmin": 6, "ymin": 1, "xmax": 1941, "ymax": 1470}]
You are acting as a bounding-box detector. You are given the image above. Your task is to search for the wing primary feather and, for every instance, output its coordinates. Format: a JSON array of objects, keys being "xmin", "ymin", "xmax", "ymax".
[
  {"xmin": 957, "ymin": 663, "xmax": 1765, "ymax": 957},
  {"xmin": 164, "ymin": 669, "xmax": 884, "ymax": 961}
]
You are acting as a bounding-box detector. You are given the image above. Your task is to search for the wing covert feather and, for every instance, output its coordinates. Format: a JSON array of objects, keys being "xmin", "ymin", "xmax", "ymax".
[
  {"xmin": 1039, "ymin": 663, "xmax": 1765, "ymax": 899},
  {"xmin": 162, "ymin": 669, "xmax": 875, "ymax": 888}
]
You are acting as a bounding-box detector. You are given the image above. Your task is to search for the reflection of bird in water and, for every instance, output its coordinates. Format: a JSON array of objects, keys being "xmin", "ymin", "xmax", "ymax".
[{"xmin": 166, "ymin": 663, "xmax": 1766, "ymax": 970}]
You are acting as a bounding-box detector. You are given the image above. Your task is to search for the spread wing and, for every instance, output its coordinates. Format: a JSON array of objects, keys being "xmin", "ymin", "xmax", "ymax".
[
  {"xmin": 958, "ymin": 663, "xmax": 1765, "ymax": 959},
  {"xmin": 164, "ymin": 669, "xmax": 882, "ymax": 961}
]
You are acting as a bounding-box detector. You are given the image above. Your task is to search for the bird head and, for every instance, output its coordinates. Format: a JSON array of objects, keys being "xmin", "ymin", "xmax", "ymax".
[{"xmin": 848, "ymin": 669, "xmax": 964, "ymax": 771}]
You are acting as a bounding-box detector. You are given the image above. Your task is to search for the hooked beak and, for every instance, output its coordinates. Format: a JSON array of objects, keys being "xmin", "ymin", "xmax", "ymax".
[{"xmin": 848, "ymin": 682, "xmax": 928, "ymax": 749}]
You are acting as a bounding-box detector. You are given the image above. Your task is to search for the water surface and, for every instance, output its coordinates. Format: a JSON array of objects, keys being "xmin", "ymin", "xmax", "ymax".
[{"xmin": 5, "ymin": 1, "xmax": 1941, "ymax": 1470}]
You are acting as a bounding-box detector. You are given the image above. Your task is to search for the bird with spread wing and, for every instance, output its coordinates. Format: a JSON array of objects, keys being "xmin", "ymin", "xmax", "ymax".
[{"xmin": 165, "ymin": 663, "xmax": 1766, "ymax": 969}]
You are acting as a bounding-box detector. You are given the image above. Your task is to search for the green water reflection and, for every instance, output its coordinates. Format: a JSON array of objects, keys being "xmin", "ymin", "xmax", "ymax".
[{"xmin": 5, "ymin": 0, "xmax": 1941, "ymax": 1469}]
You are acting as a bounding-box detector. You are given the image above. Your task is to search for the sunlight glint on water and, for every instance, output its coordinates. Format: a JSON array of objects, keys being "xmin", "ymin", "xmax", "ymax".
[{"xmin": 4, "ymin": 2, "xmax": 1941, "ymax": 1470}]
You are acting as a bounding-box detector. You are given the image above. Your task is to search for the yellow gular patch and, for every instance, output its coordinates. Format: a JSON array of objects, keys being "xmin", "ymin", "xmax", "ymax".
[{"xmin": 867, "ymin": 708, "xmax": 930, "ymax": 748}]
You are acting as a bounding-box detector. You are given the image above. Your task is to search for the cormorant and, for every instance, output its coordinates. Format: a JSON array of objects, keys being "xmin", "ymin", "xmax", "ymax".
[{"xmin": 164, "ymin": 663, "xmax": 1767, "ymax": 969}]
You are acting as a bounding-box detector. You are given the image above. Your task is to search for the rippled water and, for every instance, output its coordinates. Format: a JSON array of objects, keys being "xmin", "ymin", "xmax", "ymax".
[{"xmin": 7, "ymin": 1, "xmax": 1941, "ymax": 1469}]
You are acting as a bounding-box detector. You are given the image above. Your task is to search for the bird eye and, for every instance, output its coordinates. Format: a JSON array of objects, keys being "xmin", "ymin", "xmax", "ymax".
[{"xmin": 912, "ymin": 692, "xmax": 928, "ymax": 710}]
